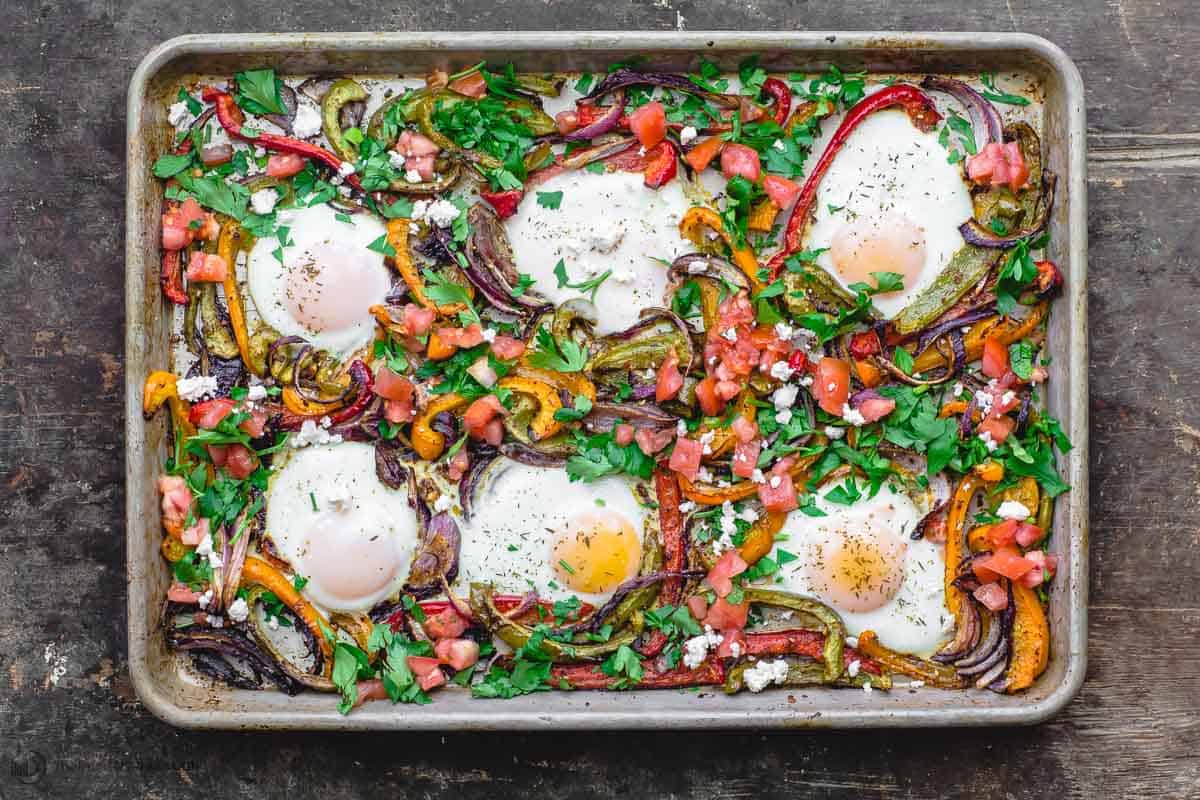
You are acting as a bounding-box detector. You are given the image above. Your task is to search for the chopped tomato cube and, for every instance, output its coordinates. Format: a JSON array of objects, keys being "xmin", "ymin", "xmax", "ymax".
[
  {"xmin": 683, "ymin": 135, "xmax": 725, "ymax": 172},
  {"xmin": 400, "ymin": 304, "xmax": 436, "ymax": 336},
  {"xmin": 706, "ymin": 550, "xmax": 748, "ymax": 598},
  {"xmin": 703, "ymin": 597, "xmax": 750, "ymax": 630},
  {"xmin": 239, "ymin": 408, "xmax": 269, "ymax": 438},
  {"xmin": 434, "ymin": 638, "xmax": 480, "ymax": 671},
  {"xmin": 981, "ymin": 336, "xmax": 1010, "ymax": 379},
  {"xmin": 185, "ymin": 252, "xmax": 229, "ymax": 283},
  {"xmin": 695, "ymin": 376, "xmax": 726, "ymax": 417},
  {"xmin": 720, "ymin": 143, "xmax": 761, "ymax": 182},
  {"xmin": 266, "ymin": 153, "xmax": 306, "ymax": 178},
  {"xmin": 464, "ymin": 395, "xmax": 505, "ymax": 442},
  {"xmin": 614, "ymin": 423, "xmax": 636, "ymax": 447},
  {"xmin": 189, "ymin": 398, "xmax": 236, "ymax": 429},
  {"xmin": 629, "ymin": 101, "xmax": 667, "ymax": 148},
  {"xmin": 447, "ymin": 70, "xmax": 488, "ymax": 99},
  {"xmin": 642, "ymin": 141, "xmax": 678, "ymax": 188},
  {"xmin": 762, "ymin": 174, "xmax": 802, "ymax": 208},
  {"xmin": 668, "ymin": 437, "xmax": 704, "ymax": 481},
  {"xmin": 224, "ymin": 443, "xmax": 258, "ymax": 479},
  {"xmin": 406, "ymin": 655, "xmax": 442, "ymax": 678},
  {"xmin": 855, "ymin": 395, "xmax": 896, "ymax": 423},
  {"xmin": 418, "ymin": 668, "xmax": 447, "ymax": 691},
  {"xmin": 374, "ymin": 366, "xmax": 414, "ymax": 402},
  {"xmin": 986, "ymin": 518, "xmax": 1020, "ymax": 549},
  {"xmin": 757, "ymin": 471, "xmax": 798, "ymax": 513},
  {"xmin": 973, "ymin": 582, "xmax": 1009, "ymax": 611},
  {"xmin": 732, "ymin": 439, "xmax": 760, "ymax": 479},
  {"xmin": 1015, "ymin": 522, "xmax": 1045, "ymax": 548},
  {"xmin": 490, "ymin": 335, "xmax": 526, "ymax": 360},
  {"xmin": 656, "ymin": 349, "xmax": 684, "ymax": 402},
  {"xmin": 975, "ymin": 545, "xmax": 1036, "ymax": 581},
  {"xmin": 687, "ymin": 594, "xmax": 709, "ymax": 621},
  {"xmin": 384, "ymin": 398, "xmax": 415, "ymax": 424},
  {"xmin": 436, "ymin": 323, "xmax": 485, "ymax": 349},
  {"xmin": 812, "ymin": 357, "xmax": 851, "ymax": 416},
  {"xmin": 977, "ymin": 415, "xmax": 1016, "ymax": 444},
  {"xmin": 423, "ymin": 606, "xmax": 469, "ymax": 639},
  {"xmin": 731, "ymin": 415, "xmax": 758, "ymax": 443},
  {"xmin": 635, "ymin": 426, "xmax": 675, "ymax": 456}
]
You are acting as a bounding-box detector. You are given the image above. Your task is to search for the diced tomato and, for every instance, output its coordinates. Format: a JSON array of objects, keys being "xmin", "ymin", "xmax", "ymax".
[
  {"xmin": 965, "ymin": 141, "xmax": 1030, "ymax": 191},
  {"xmin": 490, "ymin": 335, "xmax": 526, "ymax": 360},
  {"xmin": 716, "ymin": 291, "xmax": 755, "ymax": 327},
  {"xmin": 161, "ymin": 219, "xmax": 189, "ymax": 251},
  {"xmin": 706, "ymin": 550, "xmax": 748, "ymax": 598},
  {"xmin": 642, "ymin": 141, "xmax": 678, "ymax": 188},
  {"xmin": 239, "ymin": 408, "xmax": 268, "ymax": 438},
  {"xmin": 703, "ymin": 597, "xmax": 750, "ymax": 631},
  {"xmin": 385, "ymin": 398, "xmax": 415, "ymax": 424},
  {"xmin": 731, "ymin": 415, "xmax": 758, "ymax": 443},
  {"xmin": 695, "ymin": 376, "xmax": 726, "ymax": 417},
  {"xmin": 177, "ymin": 197, "xmax": 205, "ymax": 226},
  {"xmin": 720, "ymin": 143, "xmax": 761, "ymax": 182},
  {"xmin": 447, "ymin": 447, "xmax": 471, "ymax": 482},
  {"xmin": 434, "ymin": 638, "xmax": 481, "ymax": 671},
  {"xmin": 987, "ymin": 386, "xmax": 1021, "ymax": 417},
  {"xmin": 374, "ymin": 367, "xmax": 414, "ymax": 402},
  {"xmin": 977, "ymin": 415, "xmax": 1016, "ymax": 445},
  {"xmin": 762, "ymin": 174, "xmax": 802, "ymax": 208},
  {"xmin": 423, "ymin": 607, "xmax": 469, "ymax": 639},
  {"xmin": 554, "ymin": 110, "xmax": 579, "ymax": 134},
  {"xmin": 1001, "ymin": 141, "xmax": 1030, "ymax": 189},
  {"xmin": 715, "ymin": 628, "xmax": 746, "ymax": 659},
  {"xmin": 206, "ymin": 444, "xmax": 229, "ymax": 466},
  {"xmin": 397, "ymin": 130, "xmax": 441, "ymax": 157},
  {"xmin": 656, "ymin": 349, "xmax": 684, "ymax": 402},
  {"xmin": 167, "ymin": 582, "xmax": 201, "ymax": 603},
  {"xmin": 436, "ymin": 323, "xmax": 485, "ymax": 348},
  {"xmin": 224, "ymin": 444, "xmax": 257, "ymax": 479},
  {"xmin": 668, "ymin": 437, "xmax": 704, "ymax": 481},
  {"xmin": 1019, "ymin": 549, "xmax": 1057, "ymax": 588},
  {"xmin": 401, "ymin": 304, "xmax": 436, "ymax": 336},
  {"xmin": 266, "ymin": 153, "xmax": 306, "ymax": 178},
  {"xmin": 849, "ymin": 330, "xmax": 881, "ymax": 359},
  {"xmin": 629, "ymin": 101, "xmax": 667, "ymax": 148},
  {"xmin": 1015, "ymin": 522, "xmax": 1045, "ymax": 548},
  {"xmin": 855, "ymin": 395, "xmax": 896, "ymax": 423},
  {"xmin": 973, "ymin": 582, "xmax": 1009, "ymax": 612},
  {"xmin": 812, "ymin": 357, "xmax": 851, "ymax": 416},
  {"xmin": 684, "ymin": 135, "xmax": 725, "ymax": 172},
  {"xmin": 189, "ymin": 398, "xmax": 236, "ymax": 429},
  {"xmin": 479, "ymin": 188, "xmax": 523, "ymax": 219},
  {"xmin": 614, "ymin": 424, "xmax": 636, "ymax": 447},
  {"xmin": 975, "ymin": 545, "xmax": 1036, "ymax": 581},
  {"xmin": 481, "ymin": 417, "xmax": 504, "ymax": 446},
  {"xmin": 447, "ymin": 70, "xmax": 488, "ymax": 99},
  {"xmin": 418, "ymin": 668, "xmax": 447, "ymax": 691},
  {"xmin": 757, "ymin": 470, "xmax": 798, "ymax": 512},
  {"xmin": 634, "ymin": 426, "xmax": 675, "ymax": 456},
  {"xmin": 185, "ymin": 251, "xmax": 229, "ymax": 283},
  {"xmin": 1035, "ymin": 260, "xmax": 1063, "ymax": 294},
  {"xmin": 732, "ymin": 439, "xmax": 760, "ymax": 479},
  {"xmin": 406, "ymin": 656, "xmax": 442, "ymax": 678},
  {"xmin": 464, "ymin": 395, "xmax": 505, "ymax": 442},
  {"xmin": 987, "ymin": 518, "xmax": 1020, "ymax": 549},
  {"xmin": 687, "ymin": 594, "xmax": 709, "ymax": 621},
  {"xmin": 982, "ymin": 336, "xmax": 1010, "ymax": 379},
  {"xmin": 180, "ymin": 517, "xmax": 210, "ymax": 546}
]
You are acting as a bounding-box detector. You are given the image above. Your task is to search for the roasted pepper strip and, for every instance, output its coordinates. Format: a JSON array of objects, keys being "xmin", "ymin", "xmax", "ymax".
[
  {"xmin": 550, "ymin": 656, "xmax": 726, "ymax": 690},
  {"xmin": 760, "ymin": 77, "xmax": 792, "ymax": 126},
  {"xmin": 216, "ymin": 220, "xmax": 257, "ymax": 374},
  {"xmin": 891, "ymin": 245, "xmax": 999, "ymax": 335},
  {"xmin": 723, "ymin": 660, "xmax": 884, "ymax": 694},
  {"xmin": 678, "ymin": 449, "xmax": 820, "ymax": 506},
  {"xmin": 496, "ymin": 375, "xmax": 563, "ymax": 440},
  {"xmin": 855, "ymin": 630, "xmax": 965, "ymax": 689},
  {"xmin": 240, "ymin": 556, "xmax": 334, "ymax": 674},
  {"xmin": 412, "ymin": 392, "xmax": 469, "ymax": 460},
  {"xmin": 678, "ymin": 206, "xmax": 763, "ymax": 291},
  {"xmin": 945, "ymin": 474, "xmax": 982, "ymax": 620},
  {"xmin": 160, "ymin": 249, "xmax": 187, "ymax": 305},
  {"xmin": 743, "ymin": 630, "xmax": 882, "ymax": 674},
  {"xmin": 742, "ymin": 588, "xmax": 845, "ymax": 681},
  {"xmin": 736, "ymin": 511, "xmax": 787, "ymax": 565},
  {"xmin": 634, "ymin": 471, "xmax": 689, "ymax": 659},
  {"xmin": 766, "ymin": 84, "xmax": 942, "ymax": 279},
  {"xmin": 747, "ymin": 198, "xmax": 780, "ymax": 232},
  {"xmin": 321, "ymin": 79, "xmax": 369, "ymax": 163},
  {"xmin": 1006, "ymin": 580, "xmax": 1050, "ymax": 692},
  {"xmin": 202, "ymin": 87, "xmax": 363, "ymax": 192},
  {"xmin": 143, "ymin": 371, "xmax": 195, "ymax": 439},
  {"xmin": 384, "ymin": 218, "xmax": 466, "ymax": 315},
  {"xmin": 511, "ymin": 364, "xmax": 597, "ymax": 402},
  {"xmin": 913, "ymin": 302, "xmax": 1049, "ymax": 374}
]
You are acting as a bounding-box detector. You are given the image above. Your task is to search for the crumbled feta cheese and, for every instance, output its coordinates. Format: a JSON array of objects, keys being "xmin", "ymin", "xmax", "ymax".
[
  {"xmin": 772, "ymin": 384, "xmax": 799, "ymax": 410},
  {"xmin": 196, "ymin": 533, "xmax": 223, "ymax": 569},
  {"xmin": 773, "ymin": 322, "xmax": 794, "ymax": 340},
  {"xmin": 412, "ymin": 198, "xmax": 461, "ymax": 228},
  {"xmin": 775, "ymin": 409, "xmax": 793, "ymax": 425},
  {"xmin": 227, "ymin": 597, "xmax": 250, "ymax": 623},
  {"xmin": 337, "ymin": 161, "xmax": 357, "ymax": 178},
  {"xmin": 250, "ymin": 188, "xmax": 278, "ymax": 215},
  {"xmin": 737, "ymin": 506, "xmax": 759, "ymax": 524},
  {"xmin": 952, "ymin": 381, "xmax": 965, "ymax": 397},
  {"xmin": 699, "ymin": 430, "xmax": 716, "ymax": 455},
  {"xmin": 405, "ymin": 168, "xmax": 423, "ymax": 183},
  {"xmin": 974, "ymin": 390, "xmax": 994, "ymax": 415},
  {"xmin": 679, "ymin": 125, "xmax": 698, "ymax": 145},
  {"xmin": 729, "ymin": 641, "xmax": 742, "ymax": 658},
  {"xmin": 841, "ymin": 402, "xmax": 867, "ymax": 427},
  {"xmin": 388, "ymin": 150, "xmax": 407, "ymax": 170},
  {"xmin": 696, "ymin": 466, "xmax": 714, "ymax": 484},
  {"xmin": 769, "ymin": 361, "xmax": 794, "ymax": 381},
  {"xmin": 686, "ymin": 259, "xmax": 709, "ymax": 275},
  {"xmin": 433, "ymin": 494, "xmax": 453, "ymax": 513},
  {"xmin": 637, "ymin": 145, "xmax": 647, "ymax": 157},
  {"xmin": 682, "ymin": 636, "xmax": 710, "ymax": 669},
  {"xmin": 827, "ymin": 382, "xmax": 837, "ymax": 392},
  {"xmin": 319, "ymin": 415, "xmax": 333, "ymax": 429},
  {"xmin": 679, "ymin": 501, "xmax": 696, "ymax": 514},
  {"xmin": 480, "ymin": 328, "xmax": 497, "ymax": 343},
  {"xmin": 845, "ymin": 636, "xmax": 858, "ymax": 648},
  {"xmin": 208, "ymin": 615, "xmax": 224, "ymax": 629},
  {"xmin": 771, "ymin": 139, "xmax": 786, "ymax": 152},
  {"xmin": 721, "ymin": 327, "xmax": 738, "ymax": 342},
  {"xmin": 743, "ymin": 658, "xmax": 790, "ymax": 692},
  {"xmin": 847, "ymin": 659, "xmax": 861, "ymax": 678},
  {"xmin": 908, "ymin": 680, "xmax": 926, "ymax": 689},
  {"xmin": 1001, "ymin": 390, "xmax": 1016, "ymax": 406},
  {"xmin": 996, "ymin": 500, "xmax": 1032, "ymax": 520},
  {"xmin": 799, "ymin": 375, "xmax": 814, "ymax": 387},
  {"xmin": 677, "ymin": 420, "xmax": 689, "ymax": 437},
  {"xmin": 290, "ymin": 419, "xmax": 344, "ymax": 448},
  {"xmin": 751, "ymin": 468, "xmax": 766, "ymax": 484},
  {"xmin": 978, "ymin": 430, "xmax": 998, "ymax": 452},
  {"xmin": 824, "ymin": 425, "xmax": 845, "ymax": 440},
  {"xmin": 247, "ymin": 385, "xmax": 268, "ymax": 402},
  {"xmin": 326, "ymin": 484, "xmax": 353, "ymax": 512},
  {"xmin": 769, "ymin": 475, "xmax": 782, "ymax": 489},
  {"xmin": 167, "ymin": 101, "xmax": 194, "ymax": 130},
  {"xmin": 291, "ymin": 103, "xmax": 323, "ymax": 139},
  {"xmin": 175, "ymin": 374, "xmax": 219, "ymax": 402},
  {"xmin": 197, "ymin": 589, "xmax": 213, "ymax": 609},
  {"xmin": 254, "ymin": 145, "xmax": 266, "ymax": 157}
]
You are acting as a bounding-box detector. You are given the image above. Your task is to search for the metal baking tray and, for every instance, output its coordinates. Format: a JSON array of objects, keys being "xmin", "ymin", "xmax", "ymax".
[{"xmin": 125, "ymin": 31, "xmax": 1088, "ymax": 730}]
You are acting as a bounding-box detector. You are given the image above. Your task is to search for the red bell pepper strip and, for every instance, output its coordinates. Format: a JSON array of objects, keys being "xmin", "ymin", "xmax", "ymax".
[
  {"xmin": 160, "ymin": 249, "xmax": 188, "ymax": 305},
  {"xmin": 325, "ymin": 360, "xmax": 374, "ymax": 426},
  {"xmin": 200, "ymin": 87, "xmax": 363, "ymax": 192},
  {"xmin": 479, "ymin": 188, "xmax": 524, "ymax": 219},
  {"xmin": 760, "ymin": 77, "xmax": 792, "ymax": 127},
  {"xmin": 385, "ymin": 594, "xmax": 594, "ymax": 632},
  {"xmin": 636, "ymin": 470, "xmax": 688, "ymax": 658},
  {"xmin": 743, "ymin": 630, "xmax": 882, "ymax": 675},
  {"xmin": 550, "ymin": 656, "xmax": 726, "ymax": 690},
  {"xmin": 643, "ymin": 140, "xmax": 678, "ymax": 188},
  {"xmin": 765, "ymin": 84, "xmax": 942, "ymax": 279}
]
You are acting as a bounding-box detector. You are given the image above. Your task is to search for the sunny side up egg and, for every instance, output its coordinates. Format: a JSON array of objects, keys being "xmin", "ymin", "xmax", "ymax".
[
  {"xmin": 763, "ymin": 479, "xmax": 951, "ymax": 656},
  {"xmin": 801, "ymin": 109, "xmax": 975, "ymax": 319},
  {"xmin": 453, "ymin": 458, "xmax": 651, "ymax": 604},
  {"xmin": 246, "ymin": 203, "xmax": 393, "ymax": 358},
  {"xmin": 265, "ymin": 442, "xmax": 418, "ymax": 613},
  {"xmin": 504, "ymin": 169, "xmax": 695, "ymax": 335}
]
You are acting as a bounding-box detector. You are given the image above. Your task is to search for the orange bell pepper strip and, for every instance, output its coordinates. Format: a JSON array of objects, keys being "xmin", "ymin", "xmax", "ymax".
[
  {"xmin": 411, "ymin": 392, "xmax": 470, "ymax": 460},
  {"xmin": 216, "ymin": 220, "xmax": 258, "ymax": 375},
  {"xmin": 679, "ymin": 206, "xmax": 763, "ymax": 291},
  {"xmin": 385, "ymin": 219, "xmax": 469, "ymax": 316},
  {"xmin": 240, "ymin": 556, "xmax": 334, "ymax": 674}
]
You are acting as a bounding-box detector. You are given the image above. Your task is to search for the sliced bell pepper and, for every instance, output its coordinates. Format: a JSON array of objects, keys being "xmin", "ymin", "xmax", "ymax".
[
  {"xmin": 678, "ymin": 206, "xmax": 763, "ymax": 291},
  {"xmin": 760, "ymin": 77, "xmax": 792, "ymax": 127},
  {"xmin": 320, "ymin": 78, "xmax": 370, "ymax": 163},
  {"xmin": 240, "ymin": 556, "xmax": 335, "ymax": 675},
  {"xmin": 496, "ymin": 375, "xmax": 564, "ymax": 441},
  {"xmin": 642, "ymin": 140, "xmax": 678, "ymax": 188},
  {"xmin": 855, "ymin": 630, "xmax": 964, "ymax": 689},
  {"xmin": 160, "ymin": 250, "xmax": 187, "ymax": 305},
  {"xmin": 412, "ymin": 392, "xmax": 470, "ymax": 460}
]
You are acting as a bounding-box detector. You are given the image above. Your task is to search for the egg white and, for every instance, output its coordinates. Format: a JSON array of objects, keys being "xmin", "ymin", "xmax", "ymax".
[
  {"xmin": 246, "ymin": 203, "xmax": 392, "ymax": 357},
  {"xmin": 504, "ymin": 169, "xmax": 696, "ymax": 335},
  {"xmin": 452, "ymin": 458, "xmax": 651, "ymax": 604},
  {"xmin": 801, "ymin": 109, "xmax": 974, "ymax": 319},
  {"xmin": 265, "ymin": 441, "xmax": 418, "ymax": 613},
  {"xmin": 765, "ymin": 478, "xmax": 951, "ymax": 656}
]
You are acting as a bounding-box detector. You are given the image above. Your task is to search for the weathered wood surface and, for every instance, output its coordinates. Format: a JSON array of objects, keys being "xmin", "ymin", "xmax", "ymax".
[{"xmin": 1, "ymin": 1, "xmax": 1197, "ymax": 798}]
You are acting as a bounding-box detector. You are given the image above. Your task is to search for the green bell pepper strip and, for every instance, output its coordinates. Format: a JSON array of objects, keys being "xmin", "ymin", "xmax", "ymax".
[
  {"xmin": 321, "ymin": 79, "xmax": 370, "ymax": 163},
  {"xmin": 890, "ymin": 244, "xmax": 1000, "ymax": 336},
  {"xmin": 741, "ymin": 588, "xmax": 847, "ymax": 682}
]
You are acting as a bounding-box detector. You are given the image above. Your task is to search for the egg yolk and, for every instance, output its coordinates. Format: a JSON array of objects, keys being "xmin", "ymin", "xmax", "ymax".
[
  {"xmin": 551, "ymin": 510, "xmax": 641, "ymax": 595},
  {"xmin": 301, "ymin": 511, "xmax": 405, "ymax": 608},
  {"xmin": 285, "ymin": 240, "xmax": 388, "ymax": 334},
  {"xmin": 813, "ymin": 529, "xmax": 907, "ymax": 613},
  {"xmin": 830, "ymin": 213, "xmax": 927, "ymax": 294}
]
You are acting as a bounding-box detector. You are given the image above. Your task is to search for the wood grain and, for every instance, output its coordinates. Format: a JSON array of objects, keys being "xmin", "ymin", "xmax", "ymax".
[{"xmin": 1, "ymin": 1, "xmax": 1198, "ymax": 798}]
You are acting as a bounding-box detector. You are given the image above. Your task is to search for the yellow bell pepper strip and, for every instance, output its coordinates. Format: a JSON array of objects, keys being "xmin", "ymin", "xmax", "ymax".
[
  {"xmin": 142, "ymin": 371, "xmax": 195, "ymax": 440},
  {"xmin": 747, "ymin": 197, "xmax": 780, "ymax": 232},
  {"xmin": 216, "ymin": 220, "xmax": 258, "ymax": 374},
  {"xmin": 736, "ymin": 511, "xmax": 788, "ymax": 566},
  {"xmin": 944, "ymin": 475, "xmax": 981, "ymax": 620},
  {"xmin": 161, "ymin": 535, "xmax": 190, "ymax": 563},
  {"xmin": 1006, "ymin": 581, "xmax": 1050, "ymax": 692},
  {"xmin": 678, "ymin": 206, "xmax": 763, "ymax": 291},
  {"xmin": 511, "ymin": 363, "xmax": 597, "ymax": 402},
  {"xmin": 384, "ymin": 219, "xmax": 469, "ymax": 315},
  {"xmin": 913, "ymin": 301, "xmax": 1048, "ymax": 374},
  {"xmin": 240, "ymin": 556, "xmax": 334, "ymax": 674},
  {"xmin": 973, "ymin": 460, "xmax": 1005, "ymax": 483},
  {"xmin": 281, "ymin": 386, "xmax": 347, "ymax": 418},
  {"xmin": 856, "ymin": 630, "xmax": 965, "ymax": 688},
  {"xmin": 412, "ymin": 392, "xmax": 470, "ymax": 460},
  {"xmin": 968, "ymin": 524, "xmax": 994, "ymax": 553},
  {"xmin": 496, "ymin": 375, "xmax": 564, "ymax": 440}
]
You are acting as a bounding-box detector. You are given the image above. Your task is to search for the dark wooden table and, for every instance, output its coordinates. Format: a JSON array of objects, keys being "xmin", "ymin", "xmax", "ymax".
[{"xmin": 2, "ymin": 1, "xmax": 1196, "ymax": 797}]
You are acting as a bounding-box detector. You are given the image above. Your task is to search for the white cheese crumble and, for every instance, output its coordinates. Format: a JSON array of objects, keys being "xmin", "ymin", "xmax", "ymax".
[
  {"xmin": 847, "ymin": 659, "xmax": 861, "ymax": 678},
  {"xmin": 196, "ymin": 533, "xmax": 223, "ymax": 569},
  {"xmin": 291, "ymin": 103, "xmax": 323, "ymax": 139},
  {"xmin": 862, "ymin": 680, "xmax": 873, "ymax": 695},
  {"xmin": 769, "ymin": 475, "xmax": 782, "ymax": 489},
  {"xmin": 751, "ymin": 468, "xmax": 766, "ymax": 484},
  {"xmin": 337, "ymin": 161, "xmax": 357, "ymax": 178},
  {"xmin": 480, "ymin": 327, "xmax": 497, "ymax": 343},
  {"xmin": 974, "ymin": 390, "xmax": 994, "ymax": 415},
  {"xmin": 952, "ymin": 381, "xmax": 965, "ymax": 397},
  {"xmin": 227, "ymin": 597, "xmax": 250, "ymax": 623},
  {"xmin": 679, "ymin": 125, "xmax": 698, "ymax": 145},
  {"xmin": 679, "ymin": 501, "xmax": 697, "ymax": 514},
  {"xmin": 978, "ymin": 430, "xmax": 998, "ymax": 452},
  {"xmin": 197, "ymin": 589, "xmax": 213, "ymax": 609},
  {"xmin": 676, "ymin": 419, "xmax": 689, "ymax": 437},
  {"xmin": 175, "ymin": 374, "xmax": 219, "ymax": 402},
  {"xmin": 721, "ymin": 327, "xmax": 738, "ymax": 342},
  {"xmin": 799, "ymin": 375, "xmax": 814, "ymax": 387},
  {"xmin": 743, "ymin": 658, "xmax": 789, "ymax": 692},
  {"xmin": 771, "ymin": 139, "xmax": 786, "ymax": 152},
  {"xmin": 996, "ymin": 500, "xmax": 1032, "ymax": 520},
  {"xmin": 823, "ymin": 425, "xmax": 845, "ymax": 440},
  {"xmin": 769, "ymin": 361, "xmax": 794, "ymax": 381},
  {"xmin": 405, "ymin": 168, "xmax": 424, "ymax": 184},
  {"xmin": 773, "ymin": 322, "xmax": 794, "ymax": 340},
  {"xmin": 772, "ymin": 384, "xmax": 798, "ymax": 410},
  {"xmin": 388, "ymin": 150, "xmax": 407, "ymax": 171},
  {"xmin": 433, "ymin": 494, "xmax": 453, "ymax": 513},
  {"xmin": 250, "ymin": 188, "xmax": 278, "ymax": 215},
  {"xmin": 683, "ymin": 626, "xmax": 725, "ymax": 669},
  {"xmin": 1001, "ymin": 390, "xmax": 1016, "ymax": 406},
  {"xmin": 412, "ymin": 198, "xmax": 461, "ymax": 228},
  {"xmin": 775, "ymin": 409, "xmax": 793, "ymax": 425},
  {"xmin": 699, "ymin": 430, "xmax": 716, "ymax": 455},
  {"xmin": 290, "ymin": 419, "xmax": 344, "ymax": 448},
  {"xmin": 167, "ymin": 101, "xmax": 194, "ymax": 130},
  {"xmin": 841, "ymin": 402, "xmax": 867, "ymax": 427},
  {"xmin": 686, "ymin": 259, "xmax": 709, "ymax": 275},
  {"xmin": 247, "ymin": 384, "xmax": 268, "ymax": 402},
  {"xmin": 326, "ymin": 484, "xmax": 353, "ymax": 512}
]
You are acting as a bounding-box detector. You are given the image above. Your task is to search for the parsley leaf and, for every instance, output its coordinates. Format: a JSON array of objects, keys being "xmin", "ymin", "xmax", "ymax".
[
  {"xmin": 552, "ymin": 258, "xmax": 610, "ymax": 303},
  {"xmin": 526, "ymin": 326, "xmax": 588, "ymax": 373},
  {"xmin": 599, "ymin": 644, "xmax": 644, "ymax": 689},
  {"xmin": 979, "ymin": 72, "xmax": 1031, "ymax": 106},
  {"xmin": 1009, "ymin": 340, "xmax": 1035, "ymax": 381},
  {"xmin": 234, "ymin": 68, "xmax": 286, "ymax": 116},
  {"xmin": 536, "ymin": 190, "xmax": 563, "ymax": 210},
  {"xmin": 153, "ymin": 153, "xmax": 194, "ymax": 178}
]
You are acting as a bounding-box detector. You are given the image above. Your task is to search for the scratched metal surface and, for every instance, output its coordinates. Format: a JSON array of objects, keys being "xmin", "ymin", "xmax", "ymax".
[{"xmin": 1, "ymin": 0, "xmax": 1196, "ymax": 797}]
